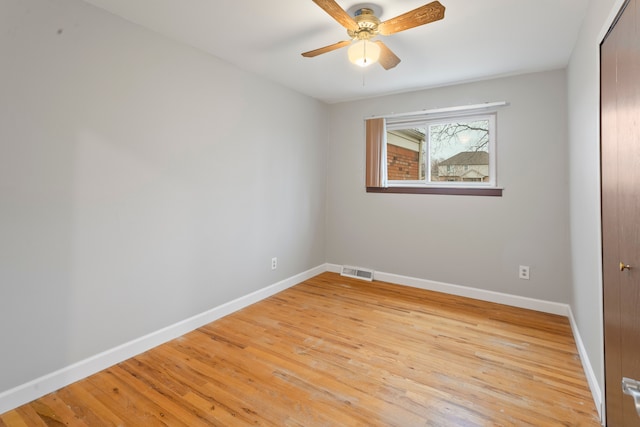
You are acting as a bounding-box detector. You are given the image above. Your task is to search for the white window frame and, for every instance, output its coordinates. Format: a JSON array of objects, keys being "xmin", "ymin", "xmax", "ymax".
[{"xmin": 385, "ymin": 112, "xmax": 497, "ymax": 189}]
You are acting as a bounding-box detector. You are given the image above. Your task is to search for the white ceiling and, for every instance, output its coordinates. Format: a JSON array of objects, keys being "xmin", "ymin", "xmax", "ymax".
[{"xmin": 80, "ymin": 0, "xmax": 589, "ymax": 104}]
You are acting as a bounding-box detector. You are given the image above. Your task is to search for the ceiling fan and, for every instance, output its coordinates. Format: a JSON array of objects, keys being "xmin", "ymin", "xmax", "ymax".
[{"xmin": 302, "ymin": 0, "xmax": 445, "ymax": 70}]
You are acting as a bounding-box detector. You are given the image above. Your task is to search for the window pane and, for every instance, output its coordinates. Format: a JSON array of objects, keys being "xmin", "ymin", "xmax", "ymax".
[
  {"xmin": 429, "ymin": 119, "xmax": 490, "ymax": 183},
  {"xmin": 386, "ymin": 128, "xmax": 426, "ymax": 181}
]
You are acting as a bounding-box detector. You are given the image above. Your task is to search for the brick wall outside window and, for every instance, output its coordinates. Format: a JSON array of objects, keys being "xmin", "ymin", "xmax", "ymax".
[{"xmin": 387, "ymin": 144, "xmax": 419, "ymax": 180}]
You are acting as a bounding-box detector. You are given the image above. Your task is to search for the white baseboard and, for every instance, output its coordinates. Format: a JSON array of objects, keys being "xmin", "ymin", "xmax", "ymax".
[
  {"xmin": 0, "ymin": 264, "xmax": 327, "ymax": 415},
  {"xmin": 379, "ymin": 270, "xmax": 571, "ymax": 315},
  {"xmin": 328, "ymin": 263, "xmax": 569, "ymax": 315},
  {"xmin": 567, "ymin": 307, "xmax": 604, "ymax": 425}
]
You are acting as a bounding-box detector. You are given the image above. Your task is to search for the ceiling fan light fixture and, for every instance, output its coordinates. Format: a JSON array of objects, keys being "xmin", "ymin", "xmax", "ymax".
[{"xmin": 348, "ymin": 39, "xmax": 380, "ymax": 67}]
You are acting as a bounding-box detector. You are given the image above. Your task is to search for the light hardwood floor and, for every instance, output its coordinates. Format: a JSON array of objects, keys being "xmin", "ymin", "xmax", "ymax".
[{"xmin": 0, "ymin": 272, "xmax": 600, "ymax": 426}]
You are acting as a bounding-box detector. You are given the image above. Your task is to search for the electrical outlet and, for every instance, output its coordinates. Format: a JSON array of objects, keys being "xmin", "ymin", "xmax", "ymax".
[
  {"xmin": 271, "ymin": 257, "xmax": 277, "ymax": 270},
  {"xmin": 519, "ymin": 265, "xmax": 530, "ymax": 280}
]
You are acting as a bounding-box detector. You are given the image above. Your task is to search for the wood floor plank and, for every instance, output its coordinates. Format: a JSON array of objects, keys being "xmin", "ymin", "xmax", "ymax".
[
  {"xmin": 0, "ymin": 272, "xmax": 600, "ymax": 426},
  {"xmin": 58, "ymin": 381, "xmax": 125, "ymax": 426},
  {"xmin": 0, "ymin": 410, "xmax": 36, "ymax": 427},
  {"xmin": 29, "ymin": 393, "xmax": 87, "ymax": 427}
]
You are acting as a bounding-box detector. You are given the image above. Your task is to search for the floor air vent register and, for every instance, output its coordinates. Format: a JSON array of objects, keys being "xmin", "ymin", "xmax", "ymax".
[{"xmin": 340, "ymin": 265, "xmax": 374, "ymax": 281}]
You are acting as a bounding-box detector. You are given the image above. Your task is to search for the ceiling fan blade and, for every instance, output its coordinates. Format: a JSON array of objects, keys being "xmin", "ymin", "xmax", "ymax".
[
  {"xmin": 302, "ymin": 40, "xmax": 351, "ymax": 58},
  {"xmin": 312, "ymin": 0, "xmax": 359, "ymax": 31},
  {"xmin": 374, "ymin": 41, "xmax": 401, "ymax": 70},
  {"xmin": 378, "ymin": 1, "xmax": 445, "ymax": 36}
]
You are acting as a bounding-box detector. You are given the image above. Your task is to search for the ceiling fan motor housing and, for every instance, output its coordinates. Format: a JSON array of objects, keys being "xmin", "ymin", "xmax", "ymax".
[{"xmin": 348, "ymin": 8, "xmax": 380, "ymax": 40}]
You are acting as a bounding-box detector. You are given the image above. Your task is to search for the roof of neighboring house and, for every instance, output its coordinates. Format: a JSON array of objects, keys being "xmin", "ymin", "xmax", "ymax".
[{"xmin": 439, "ymin": 151, "xmax": 489, "ymax": 166}]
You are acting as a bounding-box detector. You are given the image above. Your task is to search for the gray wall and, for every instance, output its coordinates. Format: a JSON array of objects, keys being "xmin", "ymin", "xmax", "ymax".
[
  {"xmin": 0, "ymin": 0, "xmax": 327, "ymax": 393},
  {"xmin": 567, "ymin": 0, "xmax": 625, "ymax": 407},
  {"xmin": 326, "ymin": 70, "xmax": 571, "ymax": 302},
  {"xmin": 0, "ymin": 0, "xmax": 622, "ymax": 412}
]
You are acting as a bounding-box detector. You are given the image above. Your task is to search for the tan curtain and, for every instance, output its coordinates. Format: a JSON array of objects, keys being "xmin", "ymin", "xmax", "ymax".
[{"xmin": 365, "ymin": 118, "xmax": 386, "ymax": 188}]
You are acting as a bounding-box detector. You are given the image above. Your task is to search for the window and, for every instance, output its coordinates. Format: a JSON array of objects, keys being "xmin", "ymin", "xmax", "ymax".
[
  {"xmin": 386, "ymin": 113, "xmax": 496, "ymax": 187},
  {"xmin": 366, "ymin": 104, "xmax": 503, "ymax": 196}
]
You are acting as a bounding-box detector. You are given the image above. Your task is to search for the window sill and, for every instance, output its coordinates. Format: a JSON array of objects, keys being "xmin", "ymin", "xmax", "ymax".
[{"xmin": 366, "ymin": 186, "xmax": 503, "ymax": 196}]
